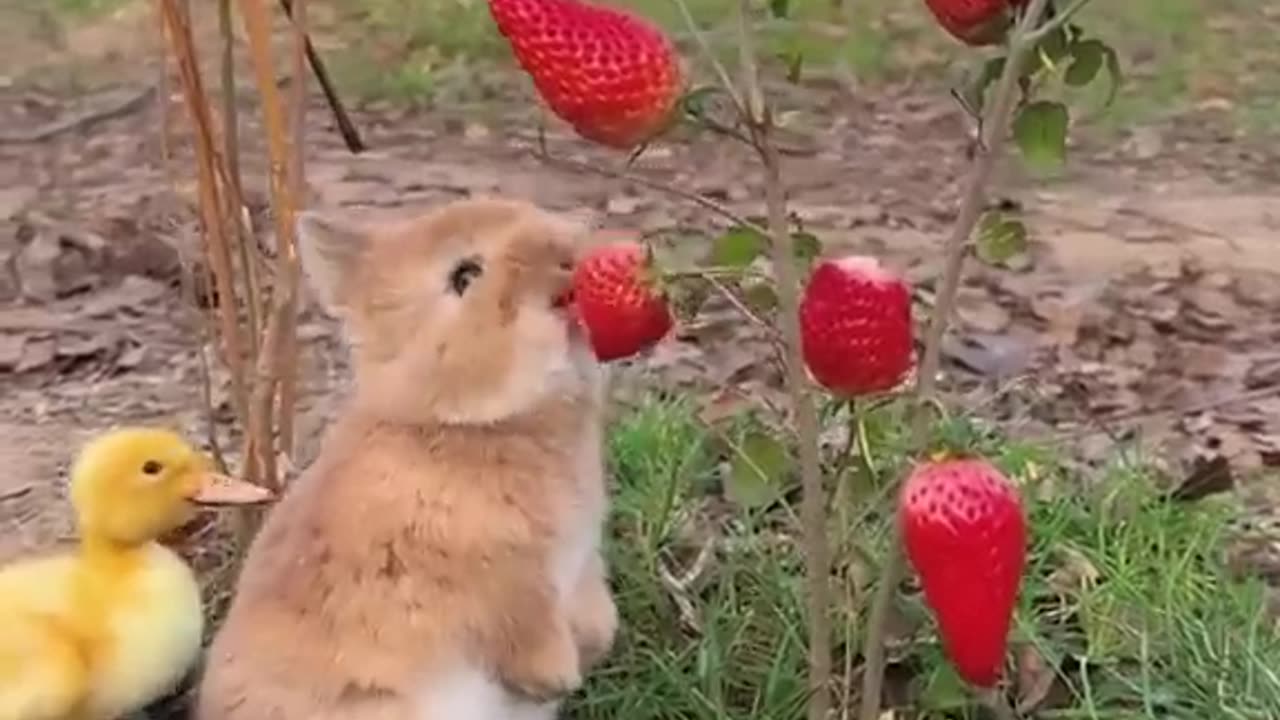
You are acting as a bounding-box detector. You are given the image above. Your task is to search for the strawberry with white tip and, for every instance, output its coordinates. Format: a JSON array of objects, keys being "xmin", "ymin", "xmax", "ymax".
[{"xmin": 798, "ymin": 255, "xmax": 915, "ymax": 397}]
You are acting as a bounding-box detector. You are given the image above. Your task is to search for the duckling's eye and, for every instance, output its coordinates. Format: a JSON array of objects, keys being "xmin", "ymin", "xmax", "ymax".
[
  {"xmin": 141, "ymin": 460, "xmax": 164, "ymax": 476},
  {"xmin": 448, "ymin": 257, "xmax": 483, "ymax": 296}
]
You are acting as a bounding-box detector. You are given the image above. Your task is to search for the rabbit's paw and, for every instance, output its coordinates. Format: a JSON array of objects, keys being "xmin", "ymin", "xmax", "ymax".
[
  {"xmin": 570, "ymin": 569, "xmax": 618, "ymax": 669},
  {"xmin": 501, "ymin": 618, "xmax": 582, "ymax": 702}
]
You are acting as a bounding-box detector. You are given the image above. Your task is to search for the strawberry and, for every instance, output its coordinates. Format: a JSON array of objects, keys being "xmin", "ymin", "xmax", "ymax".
[
  {"xmin": 922, "ymin": 0, "xmax": 1028, "ymax": 46},
  {"xmin": 899, "ymin": 457, "xmax": 1027, "ymax": 688},
  {"xmin": 572, "ymin": 241, "xmax": 673, "ymax": 361},
  {"xmin": 488, "ymin": 0, "xmax": 684, "ymax": 150},
  {"xmin": 798, "ymin": 255, "xmax": 914, "ymax": 397}
]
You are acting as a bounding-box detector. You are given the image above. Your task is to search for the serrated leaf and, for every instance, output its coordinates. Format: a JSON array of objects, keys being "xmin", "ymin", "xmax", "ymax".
[
  {"xmin": 1065, "ymin": 38, "xmax": 1105, "ymax": 87},
  {"xmin": 1013, "ymin": 100, "xmax": 1069, "ymax": 173},
  {"xmin": 791, "ymin": 231, "xmax": 821, "ymax": 265},
  {"xmin": 976, "ymin": 212, "xmax": 1028, "ymax": 266},
  {"xmin": 727, "ymin": 431, "xmax": 788, "ymax": 509},
  {"xmin": 711, "ymin": 226, "xmax": 767, "ymax": 268},
  {"xmin": 768, "ymin": 0, "xmax": 790, "ymax": 19}
]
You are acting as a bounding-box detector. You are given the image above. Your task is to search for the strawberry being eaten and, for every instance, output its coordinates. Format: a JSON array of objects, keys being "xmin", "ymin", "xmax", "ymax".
[
  {"xmin": 571, "ymin": 240, "xmax": 673, "ymax": 362},
  {"xmin": 488, "ymin": 0, "xmax": 685, "ymax": 150}
]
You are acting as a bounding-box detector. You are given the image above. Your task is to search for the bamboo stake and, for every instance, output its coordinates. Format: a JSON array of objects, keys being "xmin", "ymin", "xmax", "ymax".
[{"xmin": 236, "ymin": 0, "xmax": 304, "ymax": 490}]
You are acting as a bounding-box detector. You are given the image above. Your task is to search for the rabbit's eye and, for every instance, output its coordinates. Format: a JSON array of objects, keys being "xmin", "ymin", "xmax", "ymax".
[{"xmin": 448, "ymin": 257, "xmax": 483, "ymax": 296}]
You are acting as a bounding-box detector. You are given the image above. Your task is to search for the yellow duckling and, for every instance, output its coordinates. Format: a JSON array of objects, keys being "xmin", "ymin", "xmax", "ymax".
[{"xmin": 0, "ymin": 428, "xmax": 271, "ymax": 720}]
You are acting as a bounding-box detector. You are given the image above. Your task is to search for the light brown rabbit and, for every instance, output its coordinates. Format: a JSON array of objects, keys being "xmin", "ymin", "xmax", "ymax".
[{"xmin": 195, "ymin": 197, "xmax": 617, "ymax": 720}]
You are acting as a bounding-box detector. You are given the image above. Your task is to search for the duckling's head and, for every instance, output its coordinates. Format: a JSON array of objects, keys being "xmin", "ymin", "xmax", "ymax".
[{"xmin": 69, "ymin": 428, "xmax": 272, "ymax": 546}]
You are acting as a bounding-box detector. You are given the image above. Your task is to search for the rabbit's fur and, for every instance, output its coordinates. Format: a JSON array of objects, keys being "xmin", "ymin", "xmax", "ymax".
[{"xmin": 195, "ymin": 197, "xmax": 616, "ymax": 720}]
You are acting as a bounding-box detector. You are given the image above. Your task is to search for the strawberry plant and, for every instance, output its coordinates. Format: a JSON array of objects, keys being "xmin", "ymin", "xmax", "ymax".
[{"xmin": 488, "ymin": 0, "xmax": 1122, "ymax": 718}]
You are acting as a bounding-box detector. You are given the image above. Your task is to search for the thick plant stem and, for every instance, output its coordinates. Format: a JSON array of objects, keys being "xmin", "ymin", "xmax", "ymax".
[
  {"xmin": 756, "ymin": 124, "xmax": 832, "ymax": 720},
  {"xmin": 237, "ymin": 0, "xmax": 303, "ymax": 491},
  {"xmin": 733, "ymin": 0, "xmax": 830, "ymax": 714},
  {"xmin": 855, "ymin": 1, "xmax": 1055, "ymax": 719}
]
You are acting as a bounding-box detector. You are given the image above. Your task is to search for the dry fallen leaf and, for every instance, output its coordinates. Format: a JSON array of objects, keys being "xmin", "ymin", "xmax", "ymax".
[
  {"xmin": 1047, "ymin": 545, "xmax": 1101, "ymax": 597},
  {"xmin": 0, "ymin": 333, "xmax": 24, "ymax": 369},
  {"xmin": 15, "ymin": 336, "xmax": 55, "ymax": 372},
  {"xmin": 1014, "ymin": 642, "xmax": 1058, "ymax": 714}
]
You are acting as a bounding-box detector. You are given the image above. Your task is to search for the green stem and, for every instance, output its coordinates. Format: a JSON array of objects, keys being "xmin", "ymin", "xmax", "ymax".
[
  {"xmin": 855, "ymin": 0, "xmax": 1056, "ymax": 718},
  {"xmin": 1025, "ymin": 0, "xmax": 1096, "ymax": 44}
]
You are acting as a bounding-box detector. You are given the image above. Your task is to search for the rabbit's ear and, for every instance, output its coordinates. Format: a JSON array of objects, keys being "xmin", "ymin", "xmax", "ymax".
[{"xmin": 297, "ymin": 210, "xmax": 368, "ymax": 314}]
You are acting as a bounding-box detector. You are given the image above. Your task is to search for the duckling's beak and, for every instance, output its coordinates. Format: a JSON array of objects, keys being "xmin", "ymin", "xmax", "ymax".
[{"xmin": 190, "ymin": 472, "xmax": 274, "ymax": 506}]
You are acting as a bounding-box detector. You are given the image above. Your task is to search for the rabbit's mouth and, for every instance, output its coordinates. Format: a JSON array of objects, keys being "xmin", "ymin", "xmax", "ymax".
[{"xmin": 551, "ymin": 286, "xmax": 575, "ymax": 310}]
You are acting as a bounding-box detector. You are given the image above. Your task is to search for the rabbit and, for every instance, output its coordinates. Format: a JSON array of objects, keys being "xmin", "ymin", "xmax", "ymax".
[{"xmin": 194, "ymin": 196, "xmax": 618, "ymax": 720}]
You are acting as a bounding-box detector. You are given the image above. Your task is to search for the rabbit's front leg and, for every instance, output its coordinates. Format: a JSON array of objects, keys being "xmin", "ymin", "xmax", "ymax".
[
  {"xmin": 491, "ymin": 574, "xmax": 583, "ymax": 702},
  {"xmin": 568, "ymin": 551, "xmax": 618, "ymax": 670}
]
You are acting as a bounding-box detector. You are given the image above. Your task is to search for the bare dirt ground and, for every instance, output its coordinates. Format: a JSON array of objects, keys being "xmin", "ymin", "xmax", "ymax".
[{"xmin": 3, "ymin": 1, "xmax": 1279, "ymax": 591}]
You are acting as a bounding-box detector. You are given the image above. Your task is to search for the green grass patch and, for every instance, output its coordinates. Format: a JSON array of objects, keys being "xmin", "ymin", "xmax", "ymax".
[
  {"xmin": 49, "ymin": 0, "xmax": 129, "ymax": 17},
  {"xmin": 569, "ymin": 396, "xmax": 1280, "ymax": 718}
]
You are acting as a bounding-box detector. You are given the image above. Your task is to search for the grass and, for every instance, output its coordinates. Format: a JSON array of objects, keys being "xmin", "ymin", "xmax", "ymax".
[
  {"xmin": 568, "ymin": 395, "xmax": 1280, "ymax": 719},
  {"xmin": 310, "ymin": 0, "xmax": 1280, "ymax": 137}
]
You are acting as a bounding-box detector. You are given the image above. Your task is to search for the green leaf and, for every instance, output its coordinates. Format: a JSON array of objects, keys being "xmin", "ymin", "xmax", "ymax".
[
  {"xmin": 916, "ymin": 659, "xmax": 972, "ymax": 712},
  {"xmin": 782, "ymin": 50, "xmax": 804, "ymax": 84},
  {"xmin": 1012, "ymin": 100, "xmax": 1069, "ymax": 173},
  {"xmin": 1037, "ymin": 25, "xmax": 1072, "ymax": 66},
  {"xmin": 1100, "ymin": 42, "xmax": 1124, "ymax": 108},
  {"xmin": 958, "ymin": 56, "xmax": 1006, "ymax": 119},
  {"xmin": 742, "ymin": 282, "xmax": 778, "ymax": 314},
  {"xmin": 975, "ymin": 212, "xmax": 1029, "ymax": 266},
  {"xmin": 711, "ymin": 226, "xmax": 767, "ymax": 268},
  {"xmin": 1065, "ymin": 38, "xmax": 1105, "ymax": 87},
  {"xmin": 680, "ymin": 85, "xmax": 731, "ymax": 124},
  {"xmin": 768, "ymin": 0, "xmax": 790, "ymax": 19},
  {"xmin": 791, "ymin": 231, "xmax": 822, "ymax": 266},
  {"xmin": 727, "ymin": 431, "xmax": 789, "ymax": 509}
]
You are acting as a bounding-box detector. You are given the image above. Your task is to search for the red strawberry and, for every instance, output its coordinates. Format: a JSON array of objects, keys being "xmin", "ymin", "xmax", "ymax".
[
  {"xmin": 900, "ymin": 457, "xmax": 1027, "ymax": 688},
  {"xmin": 798, "ymin": 255, "xmax": 914, "ymax": 397},
  {"xmin": 922, "ymin": 0, "xmax": 1028, "ymax": 46},
  {"xmin": 488, "ymin": 0, "xmax": 684, "ymax": 150},
  {"xmin": 572, "ymin": 241, "xmax": 673, "ymax": 361}
]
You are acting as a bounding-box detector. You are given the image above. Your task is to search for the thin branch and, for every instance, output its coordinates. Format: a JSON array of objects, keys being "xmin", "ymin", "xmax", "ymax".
[
  {"xmin": 237, "ymin": 0, "xmax": 304, "ymax": 491},
  {"xmin": 734, "ymin": 0, "xmax": 766, "ymax": 127},
  {"xmin": 278, "ymin": 0, "xmax": 366, "ymax": 152},
  {"xmin": 857, "ymin": 1, "xmax": 1056, "ymax": 718},
  {"xmin": 1025, "ymin": 0, "xmax": 1093, "ymax": 44},
  {"xmin": 0, "ymin": 86, "xmax": 155, "ymax": 145},
  {"xmin": 218, "ymin": 0, "xmax": 261, "ymax": 359},
  {"xmin": 667, "ymin": 0, "xmax": 743, "ymax": 113},
  {"xmin": 534, "ymin": 148, "xmax": 768, "ymax": 235},
  {"xmin": 702, "ymin": 275, "xmax": 776, "ymax": 334},
  {"xmin": 731, "ymin": 0, "xmax": 831, "ymax": 715},
  {"xmin": 159, "ymin": 0, "xmax": 252, "ymax": 456},
  {"xmin": 278, "ymin": 0, "xmax": 309, "ymax": 458}
]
